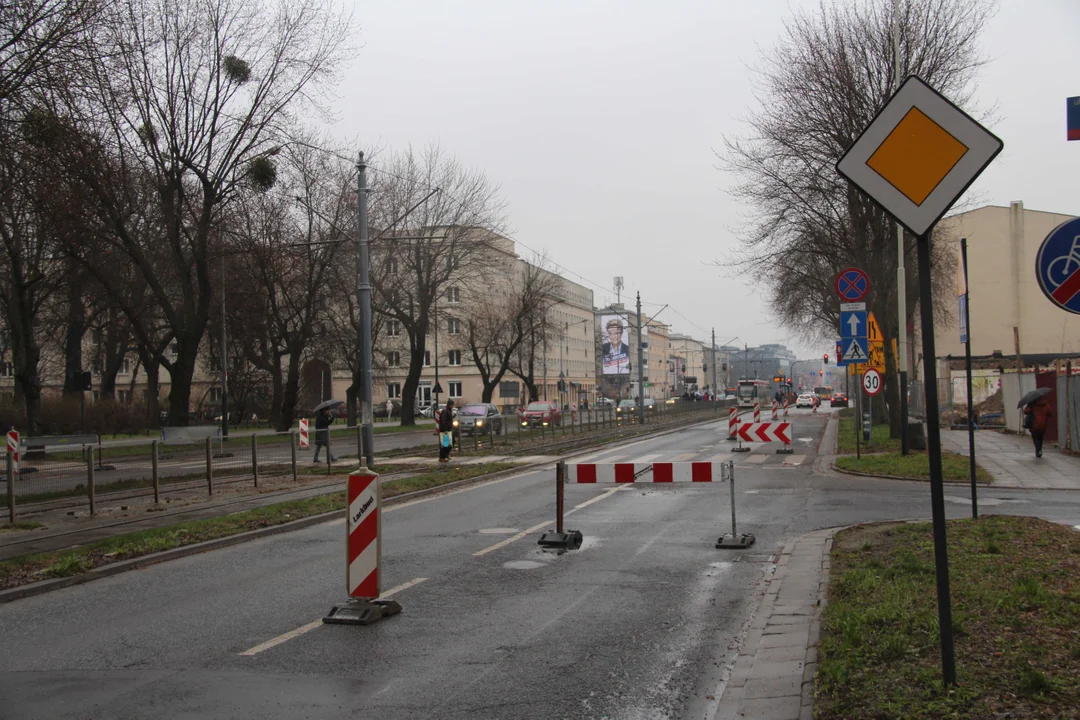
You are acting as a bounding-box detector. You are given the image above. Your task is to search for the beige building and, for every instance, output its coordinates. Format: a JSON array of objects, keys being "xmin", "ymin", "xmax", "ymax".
[
  {"xmin": 934, "ymin": 202, "xmax": 1080, "ymax": 359},
  {"xmin": 375, "ymin": 234, "xmax": 596, "ymax": 411},
  {"xmin": 669, "ymin": 333, "xmax": 712, "ymax": 395}
]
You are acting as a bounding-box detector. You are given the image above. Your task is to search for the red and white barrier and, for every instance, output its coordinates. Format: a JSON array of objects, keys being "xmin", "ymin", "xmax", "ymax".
[
  {"xmin": 753, "ymin": 400, "xmax": 760, "ymax": 424},
  {"xmin": 347, "ymin": 468, "xmax": 381, "ymax": 600},
  {"xmin": 735, "ymin": 422, "xmax": 792, "ymax": 444},
  {"xmin": 298, "ymin": 419, "xmax": 309, "ymax": 448},
  {"xmin": 783, "ymin": 400, "xmax": 789, "ymax": 417},
  {"xmin": 6, "ymin": 429, "xmax": 17, "ymax": 474},
  {"xmin": 771, "ymin": 400, "xmax": 778, "ymax": 421},
  {"xmin": 566, "ymin": 461, "xmax": 726, "ymax": 483},
  {"xmin": 728, "ymin": 406, "xmax": 738, "ymax": 438}
]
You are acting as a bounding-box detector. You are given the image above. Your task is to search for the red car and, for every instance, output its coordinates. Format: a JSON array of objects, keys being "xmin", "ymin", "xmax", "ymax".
[{"xmin": 518, "ymin": 401, "xmax": 562, "ymax": 428}]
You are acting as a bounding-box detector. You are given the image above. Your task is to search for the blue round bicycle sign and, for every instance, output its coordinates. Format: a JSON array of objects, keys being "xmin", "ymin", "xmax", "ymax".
[{"xmin": 1036, "ymin": 217, "xmax": 1080, "ymax": 315}]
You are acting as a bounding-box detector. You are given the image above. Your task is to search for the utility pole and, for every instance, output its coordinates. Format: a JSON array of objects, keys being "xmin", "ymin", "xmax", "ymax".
[
  {"xmin": 433, "ymin": 294, "xmax": 440, "ymax": 410},
  {"xmin": 893, "ymin": 0, "xmax": 910, "ymax": 455},
  {"xmin": 220, "ymin": 252, "xmax": 229, "ymax": 439},
  {"xmin": 357, "ymin": 152, "xmax": 374, "ymax": 466},
  {"xmin": 636, "ymin": 292, "xmax": 645, "ymax": 425},
  {"xmin": 542, "ymin": 316, "xmax": 548, "ymax": 401},
  {"xmin": 712, "ymin": 328, "xmax": 717, "ymax": 400}
]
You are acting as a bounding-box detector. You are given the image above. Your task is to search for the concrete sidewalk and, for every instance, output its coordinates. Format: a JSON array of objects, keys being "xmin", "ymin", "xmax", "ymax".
[
  {"xmin": 713, "ymin": 528, "xmax": 838, "ymax": 720},
  {"xmin": 941, "ymin": 429, "xmax": 1080, "ymax": 490}
]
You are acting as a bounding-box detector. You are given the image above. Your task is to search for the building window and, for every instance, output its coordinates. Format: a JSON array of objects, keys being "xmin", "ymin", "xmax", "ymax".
[
  {"xmin": 388, "ymin": 320, "xmax": 401, "ymax": 337},
  {"xmin": 446, "ymin": 286, "xmax": 460, "ymax": 304},
  {"xmin": 446, "ymin": 253, "xmax": 459, "ymax": 271},
  {"xmin": 209, "ymin": 387, "xmax": 222, "ymax": 403},
  {"xmin": 0, "ymin": 361, "xmax": 12, "ymax": 378},
  {"xmin": 118, "ymin": 358, "xmax": 131, "ymax": 375},
  {"xmin": 448, "ymin": 350, "xmax": 461, "ymax": 366},
  {"xmin": 387, "ymin": 383, "xmax": 401, "ymax": 399},
  {"xmin": 448, "ymin": 381, "xmax": 462, "ymax": 398},
  {"xmin": 447, "ymin": 317, "xmax": 461, "ymax": 335},
  {"xmin": 388, "ymin": 258, "xmax": 399, "ymax": 274},
  {"xmin": 387, "ymin": 351, "xmax": 401, "ymax": 367},
  {"xmin": 424, "ymin": 350, "xmax": 431, "ymax": 367},
  {"xmin": 208, "ymin": 355, "xmax": 221, "ymax": 372}
]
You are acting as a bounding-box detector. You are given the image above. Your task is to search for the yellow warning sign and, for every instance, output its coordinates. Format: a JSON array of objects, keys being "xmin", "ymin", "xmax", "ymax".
[
  {"xmin": 866, "ymin": 107, "xmax": 968, "ymax": 206},
  {"xmin": 867, "ymin": 312, "xmax": 884, "ymax": 343}
]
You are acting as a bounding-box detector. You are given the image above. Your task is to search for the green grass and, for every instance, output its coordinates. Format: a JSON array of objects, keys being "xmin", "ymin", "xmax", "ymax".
[
  {"xmin": 834, "ymin": 450, "xmax": 993, "ymax": 483},
  {"xmin": 373, "ymin": 421, "xmax": 435, "ymax": 434},
  {"xmin": 816, "ymin": 516, "xmax": 1080, "ymax": 720},
  {"xmin": 836, "ymin": 418, "xmax": 901, "ymax": 454},
  {"xmin": 0, "ymin": 521, "xmax": 43, "ymax": 533},
  {"xmin": 0, "ymin": 461, "xmax": 519, "ymax": 590}
]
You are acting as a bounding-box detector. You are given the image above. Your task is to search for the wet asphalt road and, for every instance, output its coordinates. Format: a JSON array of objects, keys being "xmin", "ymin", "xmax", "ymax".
[{"xmin": 3, "ymin": 408, "xmax": 1080, "ymax": 720}]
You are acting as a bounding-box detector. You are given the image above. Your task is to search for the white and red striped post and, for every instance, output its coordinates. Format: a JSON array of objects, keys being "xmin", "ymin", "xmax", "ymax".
[
  {"xmin": 753, "ymin": 400, "xmax": 760, "ymax": 424},
  {"xmin": 727, "ymin": 406, "xmax": 738, "ymax": 439},
  {"xmin": 323, "ymin": 462, "xmax": 402, "ymax": 625},
  {"xmin": 783, "ymin": 400, "xmax": 789, "ymax": 417},
  {"xmin": 298, "ymin": 419, "xmax": 309, "ymax": 448},
  {"xmin": 771, "ymin": 400, "xmax": 778, "ymax": 421},
  {"xmin": 6, "ymin": 429, "xmax": 18, "ymax": 475}
]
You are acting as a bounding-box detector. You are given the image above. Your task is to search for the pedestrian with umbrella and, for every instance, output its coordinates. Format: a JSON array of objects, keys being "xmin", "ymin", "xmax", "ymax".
[
  {"xmin": 1019, "ymin": 387, "xmax": 1054, "ymax": 458},
  {"xmin": 312, "ymin": 400, "xmax": 342, "ymax": 464}
]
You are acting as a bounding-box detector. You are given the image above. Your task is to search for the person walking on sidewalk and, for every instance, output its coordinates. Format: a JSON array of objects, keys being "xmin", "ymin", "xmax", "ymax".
[
  {"xmin": 437, "ymin": 399, "xmax": 456, "ymax": 463},
  {"xmin": 1023, "ymin": 396, "xmax": 1054, "ymax": 458},
  {"xmin": 312, "ymin": 407, "xmax": 336, "ymax": 463}
]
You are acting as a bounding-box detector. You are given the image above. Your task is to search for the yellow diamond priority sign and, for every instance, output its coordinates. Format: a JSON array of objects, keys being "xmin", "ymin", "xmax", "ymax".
[{"xmin": 836, "ymin": 76, "xmax": 1002, "ymax": 237}]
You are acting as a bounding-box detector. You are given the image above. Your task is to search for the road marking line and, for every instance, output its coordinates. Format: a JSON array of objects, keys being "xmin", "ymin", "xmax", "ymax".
[
  {"xmin": 473, "ymin": 521, "xmax": 552, "ymax": 557},
  {"xmin": 238, "ymin": 577, "xmax": 428, "ymax": 656},
  {"xmin": 566, "ymin": 485, "xmax": 626, "ymax": 514}
]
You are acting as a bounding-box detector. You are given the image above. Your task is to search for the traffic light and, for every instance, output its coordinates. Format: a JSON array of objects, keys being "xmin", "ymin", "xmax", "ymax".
[
  {"xmin": 722, "ymin": 363, "xmax": 727, "ymax": 372},
  {"xmin": 824, "ymin": 353, "xmax": 829, "ymax": 365}
]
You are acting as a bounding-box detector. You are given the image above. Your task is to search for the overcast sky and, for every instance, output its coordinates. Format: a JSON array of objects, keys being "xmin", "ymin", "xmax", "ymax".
[{"xmin": 329, "ymin": 0, "xmax": 1079, "ymax": 360}]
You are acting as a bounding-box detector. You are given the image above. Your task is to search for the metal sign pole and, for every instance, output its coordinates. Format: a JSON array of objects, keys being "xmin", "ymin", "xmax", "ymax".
[
  {"xmin": 916, "ymin": 228, "xmax": 957, "ymax": 687},
  {"xmin": 961, "ymin": 237, "xmax": 978, "ymax": 519}
]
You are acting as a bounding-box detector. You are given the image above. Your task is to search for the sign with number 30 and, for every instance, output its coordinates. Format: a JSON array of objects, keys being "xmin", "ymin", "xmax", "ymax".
[{"xmin": 862, "ymin": 368, "xmax": 882, "ymax": 396}]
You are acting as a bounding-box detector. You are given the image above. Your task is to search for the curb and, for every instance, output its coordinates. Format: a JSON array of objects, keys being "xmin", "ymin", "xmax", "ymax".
[
  {"xmin": 713, "ymin": 525, "xmax": 847, "ymax": 720},
  {"xmin": 0, "ymin": 461, "xmax": 533, "ymax": 605},
  {"xmin": 829, "ymin": 463, "xmax": 989, "ymax": 485}
]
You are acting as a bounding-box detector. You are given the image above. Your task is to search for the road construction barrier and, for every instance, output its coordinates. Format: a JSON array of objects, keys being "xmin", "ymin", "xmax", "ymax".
[
  {"xmin": 771, "ymin": 400, "xmax": 778, "ymax": 421},
  {"xmin": 6, "ymin": 430, "xmax": 17, "ymax": 475},
  {"xmin": 735, "ymin": 422, "xmax": 793, "ymax": 454},
  {"xmin": 538, "ymin": 459, "xmax": 754, "ymax": 550},
  {"xmin": 298, "ymin": 419, "xmax": 309, "ymax": 448},
  {"xmin": 323, "ymin": 463, "xmax": 402, "ymax": 626},
  {"xmin": 784, "ymin": 400, "xmax": 789, "ymax": 417},
  {"xmin": 728, "ymin": 406, "xmax": 738, "ymax": 439},
  {"xmin": 753, "ymin": 400, "xmax": 760, "ymax": 424}
]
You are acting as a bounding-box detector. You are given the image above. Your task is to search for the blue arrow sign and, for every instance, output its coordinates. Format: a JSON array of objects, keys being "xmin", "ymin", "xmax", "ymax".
[
  {"xmin": 842, "ymin": 337, "xmax": 869, "ymax": 364},
  {"xmin": 840, "ymin": 310, "xmax": 867, "ymax": 339}
]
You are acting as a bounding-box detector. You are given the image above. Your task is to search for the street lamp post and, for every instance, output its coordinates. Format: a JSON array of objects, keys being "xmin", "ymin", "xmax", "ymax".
[{"xmin": 356, "ymin": 152, "xmax": 374, "ymax": 465}]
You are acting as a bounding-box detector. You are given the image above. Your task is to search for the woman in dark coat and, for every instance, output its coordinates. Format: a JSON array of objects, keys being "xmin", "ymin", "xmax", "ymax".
[
  {"xmin": 1023, "ymin": 396, "xmax": 1054, "ymax": 458},
  {"xmin": 437, "ymin": 399, "xmax": 456, "ymax": 462}
]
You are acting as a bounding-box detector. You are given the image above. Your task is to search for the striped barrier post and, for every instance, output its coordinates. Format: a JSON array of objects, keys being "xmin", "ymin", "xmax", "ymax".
[
  {"xmin": 298, "ymin": 419, "xmax": 309, "ymax": 448},
  {"xmin": 727, "ymin": 406, "xmax": 738, "ymax": 439},
  {"xmin": 323, "ymin": 462, "xmax": 402, "ymax": 625},
  {"xmin": 771, "ymin": 400, "xmax": 778, "ymax": 421},
  {"xmin": 784, "ymin": 400, "xmax": 789, "ymax": 417},
  {"xmin": 753, "ymin": 401, "xmax": 760, "ymax": 424},
  {"xmin": 6, "ymin": 430, "xmax": 18, "ymax": 475},
  {"xmin": 540, "ymin": 460, "xmax": 754, "ymax": 550}
]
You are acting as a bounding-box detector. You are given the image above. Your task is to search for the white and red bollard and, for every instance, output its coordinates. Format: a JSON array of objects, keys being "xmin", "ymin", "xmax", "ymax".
[
  {"xmin": 298, "ymin": 418, "xmax": 309, "ymax": 448},
  {"xmin": 753, "ymin": 400, "xmax": 760, "ymax": 424},
  {"xmin": 323, "ymin": 463, "xmax": 402, "ymax": 625},
  {"xmin": 783, "ymin": 400, "xmax": 789, "ymax": 417},
  {"xmin": 771, "ymin": 400, "xmax": 778, "ymax": 421},
  {"xmin": 728, "ymin": 406, "xmax": 738, "ymax": 439},
  {"xmin": 6, "ymin": 429, "xmax": 18, "ymax": 475}
]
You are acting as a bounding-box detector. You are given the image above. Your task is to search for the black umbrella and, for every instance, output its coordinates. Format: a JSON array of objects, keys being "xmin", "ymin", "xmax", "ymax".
[
  {"xmin": 1016, "ymin": 386, "xmax": 1051, "ymax": 409},
  {"xmin": 313, "ymin": 399, "xmax": 345, "ymax": 413}
]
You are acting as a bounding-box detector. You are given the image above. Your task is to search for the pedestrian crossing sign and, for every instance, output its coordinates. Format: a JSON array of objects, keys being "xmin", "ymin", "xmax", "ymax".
[{"xmin": 842, "ymin": 337, "xmax": 869, "ymax": 363}]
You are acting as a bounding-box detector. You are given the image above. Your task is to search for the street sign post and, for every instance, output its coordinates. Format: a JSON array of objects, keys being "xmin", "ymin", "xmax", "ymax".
[
  {"xmin": 836, "ymin": 74, "xmax": 1004, "ymax": 689},
  {"xmin": 1035, "ymin": 216, "xmax": 1080, "ymax": 315},
  {"xmin": 958, "ymin": 295, "xmax": 968, "ymax": 342},
  {"xmin": 862, "ymin": 368, "xmax": 882, "ymax": 396}
]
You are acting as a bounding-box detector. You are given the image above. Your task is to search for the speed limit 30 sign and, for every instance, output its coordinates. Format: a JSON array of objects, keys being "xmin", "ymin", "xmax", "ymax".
[{"xmin": 862, "ymin": 368, "xmax": 883, "ymax": 396}]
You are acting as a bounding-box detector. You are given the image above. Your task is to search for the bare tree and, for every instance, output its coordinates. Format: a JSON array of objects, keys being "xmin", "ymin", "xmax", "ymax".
[
  {"xmin": 370, "ymin": 145, "xmax": 507, "ymax": 426},
  {"xmin": 719, "ymin": 0, "xmax": 994, "ymax": 436},
  {"xmin": 51, "ymin": 0, "xmax": 353, "ymax": 425},
  {"xmin": 0, "ymin": 0, "xmax": 99, "ymax": 105}
]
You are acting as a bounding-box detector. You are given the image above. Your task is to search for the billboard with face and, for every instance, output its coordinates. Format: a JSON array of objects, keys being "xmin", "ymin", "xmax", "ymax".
[{"xmin": 601, "ymin": 314, "xmax": 631, "ymax": 375}]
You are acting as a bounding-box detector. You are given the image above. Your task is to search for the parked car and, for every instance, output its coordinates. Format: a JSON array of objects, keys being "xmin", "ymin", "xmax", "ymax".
[
  {"xmin": 594, "ymin": 397, "xmax": 616, "ymax": 410},
  {"xmin": 830, "ymin": 392, "xmax": 849, "ymax": 408},
  {"xmin": 457, "ymin": 403, "xmax": 504, "ymax": 436},
  {"xmin": 795, "ymin": 393, "xmax": 816, "ymax": 409},
  {"xmin": 519, "ymin": 401, "xmax": 561, "ymax": 428}
]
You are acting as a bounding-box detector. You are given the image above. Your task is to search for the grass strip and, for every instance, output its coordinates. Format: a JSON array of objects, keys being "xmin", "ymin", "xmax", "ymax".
[
  {"xmin": 834, "ymin": 450, "xmax": 993, "ymax": 483},
  {"xmin": 817, "ymin": 516, "xmax": 1080, "ymax": 720},
  {"xmin": 0, "ymin": 461, "xmax": 518, "ymax": 591},
  {"xmin": 836, "ymin": 418, "xmax": 901, "ymax": 454}
]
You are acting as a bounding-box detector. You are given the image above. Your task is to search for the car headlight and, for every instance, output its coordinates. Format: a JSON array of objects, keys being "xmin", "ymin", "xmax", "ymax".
[
  {"xmin": 452, "ymin": 420, "xmax": 459, "ymax": 427},
  {"xmin": 476, "ymin": 420, "xmax": 483, "ymax": 427},
  {"xmin": 542, "ymin": 422, "xmax": 548, "ymax": 426}
]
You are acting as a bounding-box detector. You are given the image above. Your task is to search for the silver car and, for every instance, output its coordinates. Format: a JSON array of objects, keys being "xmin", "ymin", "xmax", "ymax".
[{"xmin": 456, "ymin": 403, "xmax": 504, "ymax": 436}]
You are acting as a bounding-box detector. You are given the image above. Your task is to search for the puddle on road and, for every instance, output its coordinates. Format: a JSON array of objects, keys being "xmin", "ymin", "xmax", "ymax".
[
  {"xmin": 503, "ymin": 560, "xmax": 546, "ymax": 570},
  {"xmin": 478, "ymin": 528, "xmax": 520, "ymax": 534}
]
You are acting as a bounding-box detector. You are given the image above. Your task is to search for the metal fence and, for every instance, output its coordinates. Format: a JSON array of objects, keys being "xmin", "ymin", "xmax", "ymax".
[{"xmin": 2, "ymin": 400, "xmax": 734, "ymax": 520}]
